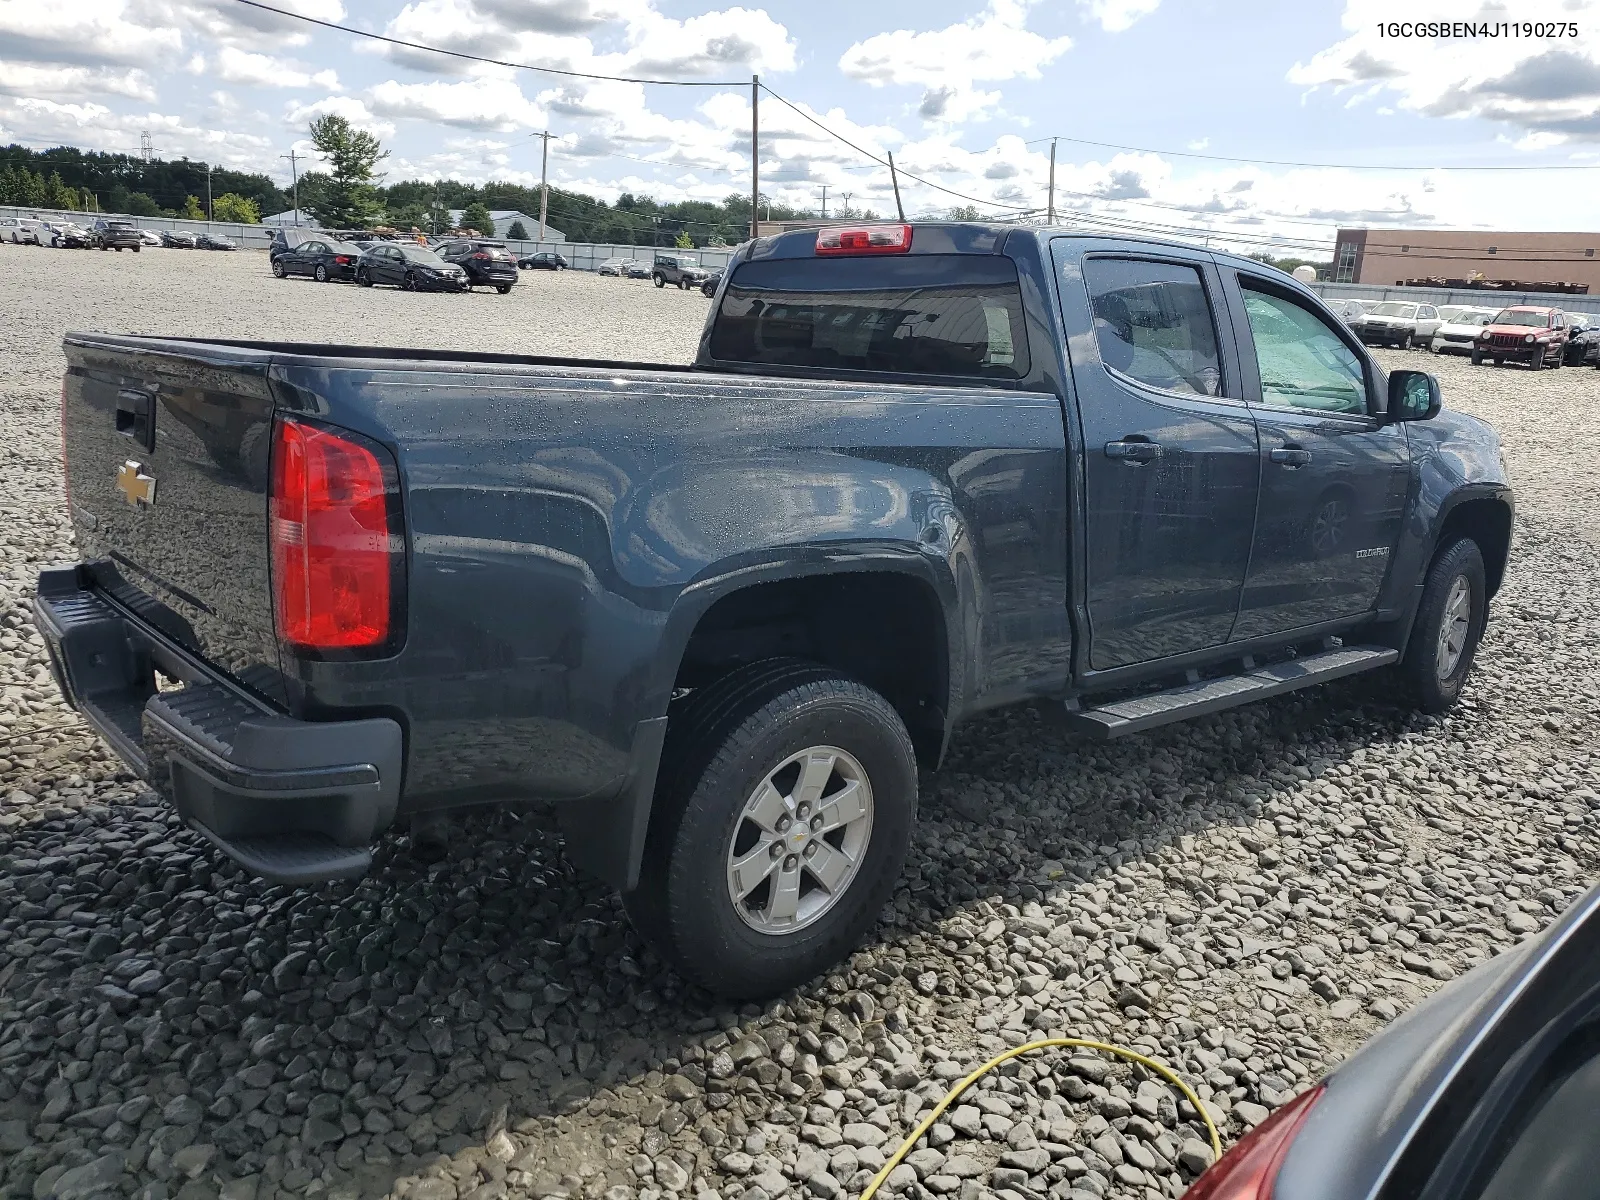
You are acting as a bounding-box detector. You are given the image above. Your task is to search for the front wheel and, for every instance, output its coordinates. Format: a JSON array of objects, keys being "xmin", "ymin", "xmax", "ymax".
[
  {"xmin": 654, "ymin": 275, "xmax": 666, "ymax": 288},
  {"xmin": 623, "ymin": 660, "xmax": 915, "ymax": 999},
  {"xmin": 314, "ymin": 264, "xmax": 329, "ymax": 282},
  {"xmin": 1471, "ymin": 350, "xmax": 1484, "ymax": 365},
  {"xmin": 356, "ymin": 268, "xmax": 373, "ymax": 287},
  {"xmin": 403, "ymin": 271, "xmax": 417, "ymax": 291},
  {"xmin": 1530, "ymin": 351, "xmax": 1543, "ymax": 371},
  {"xmin": 1398, "ymin": 537, "xmax": 1487, "ymax": 714},
  {"xmin": 1400, "ymin": 333, "xmax": 1413, "ymax": 351},
  {"xmin": 132, "ymin": 244, "xmax": 140, "ymax": 253},
  {"xmin": 272, "ymin": 258, "xmax": 286, "ymax": 278}
]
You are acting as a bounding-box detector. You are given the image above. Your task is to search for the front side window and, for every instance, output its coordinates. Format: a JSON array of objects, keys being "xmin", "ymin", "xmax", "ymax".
[
  {"xmin": 1240, "ymin": 282, "xmax": 1369, "ymax": 416},
  {"xmin": 1083, "ymin": 257, "xmax": 1223, "ymax": 397},
  {"xmin": 710, "ymin": 254, "xmax": 1030, "ymax": 380}
]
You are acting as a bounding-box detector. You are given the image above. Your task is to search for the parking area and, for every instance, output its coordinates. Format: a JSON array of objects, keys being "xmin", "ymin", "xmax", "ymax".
[{"xmin": 0, "ymin": 246, "xmax": 1597, "ymax": 1200}]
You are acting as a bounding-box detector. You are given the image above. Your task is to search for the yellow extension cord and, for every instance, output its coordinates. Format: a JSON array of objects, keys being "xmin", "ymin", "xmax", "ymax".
[{"xmin": 858, "ymin": 1038, "xmax": 1224, "ymax": 1200}]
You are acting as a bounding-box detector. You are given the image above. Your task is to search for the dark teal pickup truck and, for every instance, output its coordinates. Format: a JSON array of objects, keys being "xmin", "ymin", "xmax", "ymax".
[{"xmin": 34, "ymin": 222, "xmax": 1511, "ymax": 996}]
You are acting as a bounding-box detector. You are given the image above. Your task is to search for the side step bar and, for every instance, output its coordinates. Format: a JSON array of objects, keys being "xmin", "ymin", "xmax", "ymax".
[{"xmin": 1064, "ymin": 645, "xmax": 1399, "ymax": 739}]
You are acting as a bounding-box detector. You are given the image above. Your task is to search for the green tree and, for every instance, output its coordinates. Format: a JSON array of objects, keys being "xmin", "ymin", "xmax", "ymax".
[
  {"xmin": 21, "ymin": 169, "xmax": 47, "ymax": 207},
  {"xmin": 305, "ymin": 115, "xmax": 387, "ymax": 230},
  {"xmin": 180, "ymin": 194, "xmax": 204, "ymax": 219},
  {"xmin": 123, "ymin": 192, "xmax": 161, "ymax": 217},
  {"xmin": 948, "ymin": 205, "xmax": 981, "ymax": 221},
  {"xmin": 674, "ymin": 230, "xmax": 693, "ymax": 249},
  {"xmin": 460, "ymin": 201, "xmax": 494, "ymax": 236},
  {"xmin": 43, "ymin": 171, "xmax": 75, "ymax": 209},
  {"xmin": 0, "ymin": 166, "xmax": 19, "ymax": 205},
  {"xmin": 212, "ymin": 192, "xmax": 261, "ymax": 223},
  {"xmin": 506, "ymin": 219, "xmax": 528, "ymax": 240}
]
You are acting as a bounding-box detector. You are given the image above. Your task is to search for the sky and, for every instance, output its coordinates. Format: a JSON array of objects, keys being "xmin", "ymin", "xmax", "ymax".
[{"xmin": 3, "ymin": 0, "xmax": 1600, "ymax": 255}]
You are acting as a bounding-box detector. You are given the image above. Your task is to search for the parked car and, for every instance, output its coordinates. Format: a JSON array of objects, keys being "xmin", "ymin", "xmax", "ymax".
[
  {"xmin": 518, "ymin": 251, "xmax": 568, "ymax": 270},
  {"xmin": 354, "ymin": 243, "xmax": 468, "ymax": 291},
  {"xmin": 1, "ymin": 217, "xmax": 45, "ymax": 245},
  {"xmin": 700, "ymin": 268, "xmax": 724, "ymax": 297},
  {"xmin": 1187, "ymin": 880, "xmax": 1600, "ymax": 1200},
  {"xmin": 90, "ymin": 218, "xmax": 143, "ymax": 252},
  {"xmin": 1562, "ymin": 313, "xmax": 1600, "ymax": 365},
  {"xmin": 1471, "ymin": 306, "xmax": 1569, "ymax": 369},
  {"xmin": 1324, "ymin": 298, "xmax": 1371, "ymax": 325},
  {"xmin": 196, "ymin": 233, "xmax": 237, "ymax": 251},
  {"xmin": 653, "ymin": 253, "xmax": 710, "ymax": 289},
  {"xmin": 437, "ymin": 238, "xmax": 518, "ymax": 293},
  {"xmin": 270, "ymin": 237, "xmax": 363, "ymax": 283},
  {"xmin": 1351, "ymin": 300, "xmax": 1441, "ymax": 349},
  {"xmin": 46, "ymin": 222, "xmax": 92, "ymax": 249},
  {"xmin": 268, "ymin": 228, "xmax": 316, "ymax": 260},
  {"xmin": 138, "ymin": 230, "xmax": 163, "ymax": 247},
  {"xmin": 597, "ymin": 257, "xmax": 628, "ymax": 276},
  {"xmin": 622, "ymin": 259, "xmax": 653, "ymax": 279},
  {"xmin": 36, "ymin": 223, "xmax": 1510, "ymax": 997},
  {"xmin": 1429, "ymin": 306, "xmax": 1499, "ymax": 355},
  {"xmin": 160, "ymin": 230, "xmax": 197, "ymax": 249}
]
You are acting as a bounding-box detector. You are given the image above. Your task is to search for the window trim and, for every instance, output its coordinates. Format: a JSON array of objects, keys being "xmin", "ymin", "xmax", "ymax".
[
  {"xmin": 1079, "ymin": 252, "xmax": 1238, "ymax": 404},
  {"xmin": 1232, "ymin": 271, "xmax": 1381, "ymax": 423}
]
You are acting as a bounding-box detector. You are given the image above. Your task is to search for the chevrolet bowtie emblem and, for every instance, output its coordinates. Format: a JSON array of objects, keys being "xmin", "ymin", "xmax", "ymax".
[{"xmin": 116, "ymin": 461, "xmax": 157, "ymax": 507}]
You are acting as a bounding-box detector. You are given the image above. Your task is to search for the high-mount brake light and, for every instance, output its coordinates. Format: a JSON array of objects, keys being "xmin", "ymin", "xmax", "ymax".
[
  {"xmin": 815, "ymin": 224, "xmax": 913, "ymax": 256},
  {"xmin": 269, "ymin": 418, "xmax": 401, "ymax": 654},
  {"xmin": 1184, "ymin": 1086, "xmax": 1322, "ymax": 1200}
]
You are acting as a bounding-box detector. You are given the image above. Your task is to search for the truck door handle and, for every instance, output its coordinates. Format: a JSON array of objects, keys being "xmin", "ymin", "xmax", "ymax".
[
  {"xmin": 1104, "ymin": 439, "xmax": 1162, "ymax": 462},
  {"xmin": 1270, "ymin": 446, "xmax": 1312, "ymax": 467},
  {"xmin": 115, "ymin": 389, "xmax": 156, "ymax": 453}
]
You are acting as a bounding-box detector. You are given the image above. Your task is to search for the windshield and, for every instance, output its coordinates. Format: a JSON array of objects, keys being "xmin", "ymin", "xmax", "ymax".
[
  {"xmin": 400, "ymin": 246, "xmax": 447, "ymax": 266},
  {"xmin": 1494, "ymin": 309, "xmax": 1550, "ymax": 327},
  {"xmin": 1371, "ymin": 302, "xmax": 1417, "ymax": 317},
  {"xmin": 1451, "ymin": 311, "xmax": 1497, "ymax": 327}
]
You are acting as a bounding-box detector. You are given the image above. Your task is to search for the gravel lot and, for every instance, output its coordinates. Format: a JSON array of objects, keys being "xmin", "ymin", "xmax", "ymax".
[{"xmin": 1, "ymin": 245, "xmax": 1597, "ymax": 1200}]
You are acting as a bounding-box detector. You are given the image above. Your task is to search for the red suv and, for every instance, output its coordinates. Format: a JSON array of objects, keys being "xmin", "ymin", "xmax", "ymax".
[{"xmin": 1471, "ymin": 305, "xmax": 1569, "ymax": 369}]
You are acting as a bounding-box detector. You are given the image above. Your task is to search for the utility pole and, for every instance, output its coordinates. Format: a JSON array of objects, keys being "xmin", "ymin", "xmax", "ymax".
[
  {"xmin": 206, "ymin": 163, "xmax": 213, "ymax": 223},
  {"xmin": 840, "ymin": 193, "xmax": 852, "ymax": 219},
  {"xmin": 536, "ymin": 130, "xmax": 552, "ymax": 241},
  {"xmin": 815, "ymin": 185, "xmax": 828, "ymax": 220},
  {"xmin": 887, "ymin": 152, "xmax": 905, "ymax": 221},
  {"xmin": 750, "ymin": 74, "xmax": 760, "ymax": 241},
  {"xmin": 279, "ymin": 149, "xmax": 301, "ymax": 226},
  {"xmin": 1046, "ymin": 138, "xmax": 1057, "ymax": 225},
  {"xmin": 140, "ymin": 132, "xmax": 155, "ymax": 163}
]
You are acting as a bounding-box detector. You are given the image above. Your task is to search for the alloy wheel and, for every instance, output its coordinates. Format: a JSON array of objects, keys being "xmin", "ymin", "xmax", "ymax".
[{"xmin": 1435, "ymin": 574, "xmax": 1472, "ymax": 679}]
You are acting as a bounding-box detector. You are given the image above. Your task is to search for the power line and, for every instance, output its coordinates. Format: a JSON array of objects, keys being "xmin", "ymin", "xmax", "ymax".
[
  {"xmin": 1021, "ymin": 133, "xmax": 1600, "ymax": 172},
  {"xmin": 228, "ymin": 0, "xmax": 746, "ymax": 86}
]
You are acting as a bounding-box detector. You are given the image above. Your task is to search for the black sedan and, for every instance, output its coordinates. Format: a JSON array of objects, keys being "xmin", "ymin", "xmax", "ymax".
[
  {"xmin": 355, "ymin": 244, "xmax": 468, "ymax": 291},
  {"xmin": 1563, "ymin": 316, "xmax": 1600, "ymax": 365},
  {"xmin": 700, "ymin": 268, "xmax": 724, "ymax": 297},
  {"xmin": 271, "ymin": 237, "xmax": 363, "ymax": 282},
  {"xmin": 1188, "ymin": 881, "xmax": 1600, "ymax": 1200},
  {"xmin": 160, "ymin": 230, "xmax": 197, "ymax": 249},
  {"xmin": 196, "ymin": 233, "xmax": 236, "ymax": 251},
  {"xmin": 518, "ymin": 251, "xmax": 568, "ymax": 270}
]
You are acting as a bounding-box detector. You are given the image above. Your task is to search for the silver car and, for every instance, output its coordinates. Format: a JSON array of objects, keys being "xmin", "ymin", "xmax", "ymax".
[
  {"xmin": 0, "ymin": 217, "xmax": 44, "ymax": 245},
  {"xmin": 1352, "ymin": 301, "xmax": 1442, "ymax": 350},
  {"xmin": 1430, "ymin": 307, "xmax": 1499, "ymax": 356},
  {"xmin": 597, "ymin": 257, "xmax": 628, "ymax": 276}
]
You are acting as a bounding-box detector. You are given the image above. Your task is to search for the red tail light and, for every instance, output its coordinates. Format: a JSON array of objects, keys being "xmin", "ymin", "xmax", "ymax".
[
  {"xmin": 1185, "ymin": 1087, "xmax": 1322, "ymax": 1200},
  {"xmin": 816, "ymin": 224, "xmax": 912, "ymax": 255},
  {"xmin": 335, "ymin": 255, "xmax": 351, "ymax": 264},
  {"xmin": 472, "ymin": 251, "xmax": 491, "ymax": 261},
  {"xmin": 270, "ymin": 418, "xmax": 403, "ymax": 654}
]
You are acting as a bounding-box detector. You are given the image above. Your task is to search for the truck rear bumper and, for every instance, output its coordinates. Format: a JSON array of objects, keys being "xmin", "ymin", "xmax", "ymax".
[{"xmin": 32, "ymin": 565, "xmax": 402, "ymax": 885}]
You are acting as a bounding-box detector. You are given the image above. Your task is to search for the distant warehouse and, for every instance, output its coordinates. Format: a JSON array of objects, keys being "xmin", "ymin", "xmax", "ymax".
[{"xmin": 1334, "ymin": 228, "xmax": 1598, "ymax": 294}]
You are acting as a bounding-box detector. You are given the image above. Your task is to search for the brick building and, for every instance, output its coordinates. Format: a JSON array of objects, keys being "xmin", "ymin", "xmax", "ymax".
[{"xmin": 1334, "ymin": 228, "xmax": 1600, "ymax": 293}]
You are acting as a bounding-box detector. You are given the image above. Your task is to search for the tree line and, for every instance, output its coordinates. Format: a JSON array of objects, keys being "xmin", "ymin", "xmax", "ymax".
[{"xmin": 2, "ymin": 123, "xmax": 838, "ymax": 247}]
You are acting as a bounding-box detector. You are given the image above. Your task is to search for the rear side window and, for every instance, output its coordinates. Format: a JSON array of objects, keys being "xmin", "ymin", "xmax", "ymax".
[
  {"xmin": 709, "ymin": 255, "xmax": 1030, "ymax": 380},
  {"xmin": 1083, "ymin": 258, "xmax": 1223, "ymax": 397}
]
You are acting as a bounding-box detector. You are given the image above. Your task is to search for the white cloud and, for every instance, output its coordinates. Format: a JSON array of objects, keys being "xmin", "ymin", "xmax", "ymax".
[
  {"xmin": 367, "ymin": 76, "xmax": 544, "ymax": 131},
  {"xmin": 839, "ymin": 0, "xmax": 1070, "ymax": 125},
  {"xmin": 211, "ymin": 45, "xmax": 339, "ymax": 89},
  {"xmin": 1290, "ymin": 0, "xmax": 1600, "ymax": 143},
  {"xmin": 0, "ymin": 61, "xmax": 156, "ymax": 101},
  {"xmin": 1076, "ymin": 0, "xmax": 1160, "ymax": 33},
  {"xmin": 0, "ymin": 0, "xmax": 185, "ymax": 69},
  {"xmin": 0, "ymin": 95, "xmax": 272, "ymax": 164},
  {"xmin": 286, "ymin": 95, "xmax": 396, "ymax": 139}
]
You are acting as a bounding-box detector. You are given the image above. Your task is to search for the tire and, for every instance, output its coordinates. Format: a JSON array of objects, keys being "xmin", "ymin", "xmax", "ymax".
[
  {"xmin": 655, "ymin": 275, "xmax": 666, "ymax": 288},
  {"xmin": 356, "ymin": 268, "xmax": 372, "ymax": 287},
  {"xmin": 314, "ymin": 264, "xmax": 329, "ymax": 282},
  {"xmin": 623, "ymin": 659, "xmax": 916, "ymax": 999},
  {"xmin": 1530, "ymin": 351, "xmax": 1543, "ymax": 371},
  {"xmin": 133, "ymin": 244, "xmax": 140, "ymax": 253},
  {"xmin": 1398, "ymin": 537, "xmax": 1487, "ymax": 714},
  {"xmin": 272, "ymin": 259, "xmax": 286, "ymax": 278},
  {"xmin": 496, "ymin": 283, "xmax": 512, "ymax": 294},
  {"xmin": 403, "ymin": 271, "xmax": 417, "ymax": 291},
  {"xmin": 679, "ymin": 279, "xmax": 688, "ymax": 290},
  {"xmin": 1493, "ymin": 358, "xmax": 1503, "ymax": 367},
  {"xmin": 1551, "ymin": 348, "xmax": 1562, "ymax": 369},
  {"xmin": 1471, "ymin": 350, "xmax": 1483, "ymax": 366},
  {"xmin": 1400, "ymin": 333, "xmax": 1412, "ymax": 351}
]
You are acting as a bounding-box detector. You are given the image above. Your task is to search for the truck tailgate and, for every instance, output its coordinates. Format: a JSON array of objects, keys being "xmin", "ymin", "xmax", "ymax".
[{"xmin": 62, "ymin": 335, "xmax": 286, "ymax": 705}]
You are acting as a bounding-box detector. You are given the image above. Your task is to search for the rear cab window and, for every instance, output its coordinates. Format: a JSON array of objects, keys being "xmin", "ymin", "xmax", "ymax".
[{"xmin": 708, "ymin": 254, "xmax": 1031, "ymax": 380}]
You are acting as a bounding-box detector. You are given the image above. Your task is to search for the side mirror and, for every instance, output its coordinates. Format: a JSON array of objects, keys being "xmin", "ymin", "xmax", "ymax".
[{"xmin": 1388, "ymin": 369, "xmax": 1441, "ymax": 422}]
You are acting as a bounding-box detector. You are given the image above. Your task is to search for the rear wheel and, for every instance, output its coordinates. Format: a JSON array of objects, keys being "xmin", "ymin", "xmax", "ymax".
[
  {"xmin": 1398, "ymin": 537, "xmax": 1486, "ymax": 714},
  {"xmin": 272, "ymin": 258, "xmax": 286, "ymax": 277},
  {"xmin": 623, "ymin": 660, "xmax": 916, "ymax": 998},
  {"xmin": 655, "ymin": 275, "xmax": 666, "ymax": 288},
  {"xmin": 496, "ymin": 283, "xmax": 512, "ymax": 294},
  {"xmin": 314, "ymin": 264, "xmax": 329, "ymax": 282}
]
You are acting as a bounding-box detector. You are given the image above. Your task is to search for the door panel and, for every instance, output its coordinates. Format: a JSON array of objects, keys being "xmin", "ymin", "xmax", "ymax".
[
  {"xmin": 1053, "ymin": 243, "xmax": 1261, "ymax": 670},
  {"xmin": 1224, "ymin": 273, "xmax": 1411, "ymax": 639}
]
